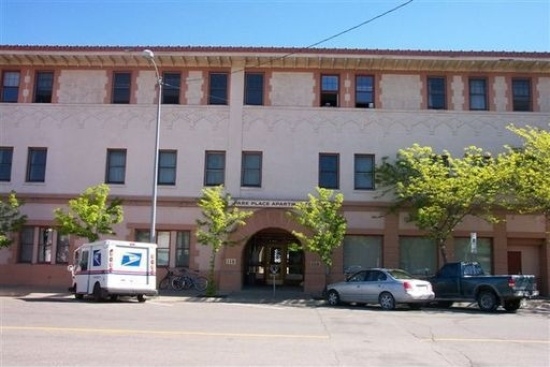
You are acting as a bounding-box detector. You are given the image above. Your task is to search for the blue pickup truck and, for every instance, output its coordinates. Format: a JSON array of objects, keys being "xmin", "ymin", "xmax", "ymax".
[{"xmin": 428, "ymin": 262, "xmax": 539, "ymax": 312}]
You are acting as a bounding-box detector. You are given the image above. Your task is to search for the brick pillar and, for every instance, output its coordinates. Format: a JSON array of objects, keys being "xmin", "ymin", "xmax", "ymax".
[
  {"xmin": 492, "ymin": 219, "xmax": 508, "ymax": 275},
  {"xmin": 540, "ymin": 218, "xmax": 550, "ymax": 296}
]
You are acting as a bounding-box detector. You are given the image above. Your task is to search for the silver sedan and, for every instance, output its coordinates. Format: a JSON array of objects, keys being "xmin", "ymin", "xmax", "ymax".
[{"xmin": 325, "ymin": 268, "xmax": 435, "ymax": 310}]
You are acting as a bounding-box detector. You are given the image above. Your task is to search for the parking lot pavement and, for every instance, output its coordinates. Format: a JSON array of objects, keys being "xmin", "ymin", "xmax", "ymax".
[{"xmin": 1, "ymin": 285, "xmax": 549, "ymax": 312}]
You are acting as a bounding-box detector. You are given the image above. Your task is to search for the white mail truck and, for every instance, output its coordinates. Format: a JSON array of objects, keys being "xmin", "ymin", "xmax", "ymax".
[{"xmin": 67, "ymin": 240, "xmax": 158, "ymax": 302}]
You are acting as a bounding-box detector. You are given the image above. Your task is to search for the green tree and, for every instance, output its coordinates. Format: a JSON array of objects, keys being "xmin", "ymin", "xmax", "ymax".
[
  {"xmin": 0, "ymin": 191, "xmax": 27, "ymax": 248},
  {"xmin": 376, "ymin": 144, "xmax": 503, "ymax": 263},
  {"xmin": 196, "ymin": 185, "xmax": 253, "ymax": 296},
  {"xmin": 289, "ymin": 187, "xmax": 347, "ymax": 286},
  {"xmin": 54, "ymin": 184, "xmax": 124, "ymax": 242}
]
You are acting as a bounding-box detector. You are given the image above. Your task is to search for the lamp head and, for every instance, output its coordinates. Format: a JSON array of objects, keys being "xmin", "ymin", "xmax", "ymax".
[{"xmin": 142, "ymin": 49, "xmax": 155, "ymax": 60}]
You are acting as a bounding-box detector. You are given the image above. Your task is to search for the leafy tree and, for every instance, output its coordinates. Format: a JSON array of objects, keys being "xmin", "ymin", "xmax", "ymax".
[
  {"xmin": 376, "ymin": 144, "xmax": 503, "ymax": 263},
  {"xmin": 54, "ymin": 184, "xmax": 123, "ymax": 242},
  {"xmin": 0, "ymin": 191, "xmax": 27, "ymax": 248},
  {"xmin": 196, "ymin": 185, "xmax": 253, "ymax": 296},
  {"xmin": 289, "ymin": 187, "xmax": 347, "ymax": 286},
  {"xmin": 500, "ymin": 125, "xmax": 550, "ymax": 216}
]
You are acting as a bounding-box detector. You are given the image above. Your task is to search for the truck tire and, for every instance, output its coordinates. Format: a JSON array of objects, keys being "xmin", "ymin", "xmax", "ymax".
[
  {"xmin": 93, "ymin": 283, "xmax": 103, "ymax": 302},
  {"xmin": 75, "ymin": 293, "xmax": 84, "ymax": 300},
  {"xmin": 137, "ymin": 294, "xmax": 146, "ymax": 303},
  {"xmin": 477, "ymin": 290, "xmax": 498, "ymax": 312},
  {"xmin": 504, "ymin": 299, "xmax": 521, "ymax": 312}
]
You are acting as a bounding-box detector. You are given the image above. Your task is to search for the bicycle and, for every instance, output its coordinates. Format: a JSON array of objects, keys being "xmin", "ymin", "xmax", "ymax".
[
  {"xmin": 171, "ymin": 269, "xmax": 208, "ymax": 292},
  {"xmin": 158, "ymin": 270, "xmax": 181, "ymax": 290}
]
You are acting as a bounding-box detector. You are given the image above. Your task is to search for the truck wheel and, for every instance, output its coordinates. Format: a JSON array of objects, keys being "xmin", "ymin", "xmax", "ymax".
[
  {"xmin": 379, "ymin": 292, "xmax": 396, "ymax": 310},
  {"xmin": 75, "ymin": 293, "xmax": 84, "ymax": 300},
  {"xmin": 137, "ymin": 294, "xmax": 146, "ymax": 303},
  {"xmin": 93, "ymin": 283, "xmax": 103, "ymax": 302},
  {"xmin": 477, "ymin": 290, "xmax": 498, "ymax": 312},
  {"xmin": 504, "ymin": 299, "xmax": 521, "ymax": 312}
]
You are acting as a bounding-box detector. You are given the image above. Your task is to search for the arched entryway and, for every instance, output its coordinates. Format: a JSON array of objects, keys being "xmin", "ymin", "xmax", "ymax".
[{"xmin": 243, "ymin": 228, "xmax": 304, "ymax": 289}]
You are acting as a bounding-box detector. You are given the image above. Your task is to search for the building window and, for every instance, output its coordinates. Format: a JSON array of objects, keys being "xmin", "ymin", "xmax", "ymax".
[
  {"xmin": 158, "ymin": 150, "xmax": 177, "ymax": 186},
  {"xmin": 34, "ymin": 71, "xmax": 54, "ymax": 103},
  {"xmin": 512, "ymin": 78, "xmax": 531, "ymax": 111},
  {"xmin": 343, "ymin": 235, "xmax": 383, "ymax": 271},
  {"xmin": 209, "ymin": 73, "xmax": 228, "ymax": 105},
  {"xmin": 454, "ymin": 237, "xmax": 493, "ymax": 274},
  {"xmin": 319, "ymin": 153, "xmax": 339, "ymax": 189},
  {"xmin": 162, "ymin": 73, "xmax": 180, "ymax": 104},
  {"xmin": 1, "ymin": 71, "xmax": 20, "ymax": 103},
  {"xmin": 38, "ymin": 227, "xmax": 53, "ymax": 263},
  {"xmin": 355, "ymin": 75, "xmax": 374, "ymax": 108},
  {"xmin": 469, "ymin": 78, "xmax": 488, "ymax": 111},
  {"xmin": 427, "ymin": 76, "xmax": 446, "ymax": 110},
  {"xmin": 156, "ymin": 231, "xmax": 170, "ymax": 267},
  {"xmin": 19, "ymin": 226, "xmax": 34, "ymax": 263},
  {"xmin": 320, "ymin": 75, "xmax": 339, "ymax": 107},
  {"xmin": 112, "ymin": 72, "xmax": 131, "ymax": 104},
  {"xmin": 244, "ymin": 73, "xmax": 264, "ymax": 105},
  {"xmin": 0, "ymin": 147, "xmax": 13, "ymax": 182},
  {"xmin": 354, "ymin": 154, "xmax": 375, "ymax": 190},
  {"xmin": 176, "ymin": 231, "xmax": 190, "ymax": 267},
  {"xmin": 204, "ymin": 151, "xmax": 225, "ymax": 186},
  {"xmin": 26, "ymin": 148, "xmax": 47, "ymax": 182},
  {"xmin": 399, "ymin": 237, "xmax": 437, "ymax": 277},
  {"xmin": 55, "ymin": 233, "xmax": 70, "ymax": 264},
  {"xmin": 105, "ymin": 149, "xmax": 126, "ymax": 184},
  {"xmin": 241, "ymin": 151, "xmax": 262, "ymax": 187}
]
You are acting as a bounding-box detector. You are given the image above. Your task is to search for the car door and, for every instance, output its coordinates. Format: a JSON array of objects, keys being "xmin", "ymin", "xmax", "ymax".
[
  {"xmin": 341, "ymin": 270, "xmax": 368, "ymax": 303},
  {"xmin": 363, "ymin": 270, "xmax": 386, "ymax": 303}
]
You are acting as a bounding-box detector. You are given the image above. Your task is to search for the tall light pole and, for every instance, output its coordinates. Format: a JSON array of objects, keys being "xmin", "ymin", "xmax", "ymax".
[{"xmin": 142, "ymin": 49, "xmax": 162, "ymax": 244}]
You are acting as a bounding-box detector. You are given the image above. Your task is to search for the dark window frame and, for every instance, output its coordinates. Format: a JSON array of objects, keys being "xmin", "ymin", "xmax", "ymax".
[
  {"xmin": 34, "ymin": 71, "xmax": 54, "ymax": 103},
  {"xmin": 319, "ymin": 153, "xmax": 339, "ymax": 189},
  {"xmin": 158, "ymin": 150, "xmax": 177, "ymax": 186},
  {"xmin": 427, "ymin": 76, "xmax": 447, "ymax": 110},
  {"xmin": 320, "ymin": 74, "xmax": 339, "ymax": 107},
  {"xmin": 105, "ymin": 149, "xmax": 127, "ymax": 184},
  {"xmin": 19, "ymin": 226, "xmax": 34, "ymax": 263},
  {"xmin": 512, "ymin": 78, "xmax": 532, "ymax": 112},
  {"xmin": 175, "ymin": 231, "xmax": 190, "ymax": 267},
  {"xmin": 26, "ymin": 147, "xmax": 47, "ymax": 183},
  {"xmin": 208, "ymin": 73, "xmax": 228, "ymax": 105},
  {"xmin": 241, "ymin": 151, "xmax": 262, "ymax": 187},
  {"xmin": 354, "ymin": 154, "xmax": 375, "ymax": 190},
  {"xmin": 469, "ymin": 77, "xmax": 488, "ymax": 111},
  {"xmin": 244, "ymin": 72, "xmax": 264, "ymax": 106},
  {"xmin": 112, "ymin": 72, "xmax": 131, "ymax": 104},
  {"xmin": 0, "ymin": 146, "xmax": 14, "ymax": 182},
  {"xmin": 355, "ymin": 75, "xmax": 375, "ymax": 108},
  {"xmin": 162, "ymin": 72, "xmax": 181, "ymax": 104},
  {"xmin": 1, "ymin": 71, "xmax": 20, "ymax": 103},
  {"xmin": 204, "ymin": 151, "xmax": 226, "ymax": 186}
]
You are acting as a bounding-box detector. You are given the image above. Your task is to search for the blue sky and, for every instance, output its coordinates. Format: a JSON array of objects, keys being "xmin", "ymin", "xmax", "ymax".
[{"xmin": 0, "ymin": 0, "xmax": 548, "ymax": 52}]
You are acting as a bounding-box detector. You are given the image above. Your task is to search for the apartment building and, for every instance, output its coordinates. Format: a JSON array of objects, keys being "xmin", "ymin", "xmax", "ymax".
[{"xmin": 0, "ymin": 46, "xmax": 549, "ymax": 295}]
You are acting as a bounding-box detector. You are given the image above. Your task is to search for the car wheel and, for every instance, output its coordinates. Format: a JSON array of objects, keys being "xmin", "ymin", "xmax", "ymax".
[
  {"xmin": 504, "ymin": 299, "xmax": 521, "ymax": 312},
  {"xmin": 477, "ymin": 290, "xmax": 498, "ymax": 312},
  {"xmin": 327, "ymin": 290, "xmax": 340, "ymax": 306},
  {"xmin": 379, "ymin": 292, "xmax": 395, "ymax": 310},
  {"xmin": 92, "ymin": 283, "xmax": 103, "ymax": 302}
]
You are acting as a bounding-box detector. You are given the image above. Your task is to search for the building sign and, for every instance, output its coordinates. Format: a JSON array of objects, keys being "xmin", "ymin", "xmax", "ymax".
[{"xmin": 234, "ymin": 200, "xmax": 298, "ymax": 208}]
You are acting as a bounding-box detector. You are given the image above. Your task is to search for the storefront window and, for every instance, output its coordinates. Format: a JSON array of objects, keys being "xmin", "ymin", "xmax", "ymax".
[
  {"xmin": 343, "ymin": 235, "xmax": 382, "ymax": 272},
  {"xmin": 454, "ymin": 237, "xmax": 493, "ymax": 274},
  {"xmin": 399, "ymin": 237, "xmax": 437, "ymax": 277}
]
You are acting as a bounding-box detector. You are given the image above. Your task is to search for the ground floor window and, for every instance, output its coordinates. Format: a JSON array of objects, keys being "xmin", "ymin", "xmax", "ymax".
[
  {"xmin": 135, "ymin": 229, "xmax": 191, "ymax": 268},
  {"xmin": 19, "ymin": 226, "xmax": 34, "ymax": 263},
  {"xmin": 55, "ymin": 233, "xmax": 70, "ymax": 264},
  {"xmin": 18, "ymin": 226, "xmax": 67, "ymax": 264},
  {"xmin": 454, "ymin": 237, "xmax": 493, "ymax": 274},
  {"xmin": 343, "ymin": 235, "xmax": 382, "ymax": 272},
  {"xmin": 399, "ymin": 237, "xmax": 437, "ymax": 277},
  {"xmin": 175, "ymin": 231, "xmax": 190, "ymax": 267}
]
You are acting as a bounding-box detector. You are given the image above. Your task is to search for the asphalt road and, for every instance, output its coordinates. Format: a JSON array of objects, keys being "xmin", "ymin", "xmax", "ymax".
[{"xmin": 1, "ymin": 292, "xmax": 549, "ymax": 366}]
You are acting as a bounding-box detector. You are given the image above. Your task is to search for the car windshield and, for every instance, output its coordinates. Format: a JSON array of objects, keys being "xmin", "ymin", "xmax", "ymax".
[{"xmin": 388, "ymin": 269, "xmax": 413, "ymax": 280}]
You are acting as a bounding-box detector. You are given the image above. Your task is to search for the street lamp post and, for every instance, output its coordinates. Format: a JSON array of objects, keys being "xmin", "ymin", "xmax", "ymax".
[{"xmin": 142, "ymin": 49, "xmax": 162, "ymax": 244}]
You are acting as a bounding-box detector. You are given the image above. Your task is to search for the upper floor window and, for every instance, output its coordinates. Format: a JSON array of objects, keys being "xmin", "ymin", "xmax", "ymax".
[
  {"xmin": 319, "ymin": 153, "xmax": 339, "ymax": 189},
  {"xmin": 512, "ymin": 78, "xmax": 531, "ymax": 111},
  {"xmin": 244, "ymin": 73, "xmax": 264, "ymax": 105},
  {"xmin": 354, "ymin": 154, "xmax": 375, "ymax": 190},
  {"xmin": 105, "ymin": 149, "xmax": 126, "ymax": 184},
  {"xmin": 209, "ymin": 73, "xmax": 228, "ymax": 105},
  {"xmin": 204, "ymin": 151, "xmax": 225, "ymax": 186},
  {"xmin": 1, "ymin": 71, "xmax": 20, "ymax": 103},
  {"xmin": 26, "ymin": 147, "xmax": 47, "ymax": 182},
  {"xmin": 158, "ymin": 150, "xmax": 177, "ymax": 186},
  {"xmin": 469, "ymin": 78, "xmax": 488, "ymax": 111},
  {"xmin": 112, "ymin": 72, "xmax": 131, "ymax": 104},
  {"xmin": 34, "ymin": 71, "xmax": 54, "ymax": 103},
  {"xmin": 241, "ymin": 151, "xmax": 262, "ymax": 187},
  {"xmin": 427, "ymin": 76, "xmax": 446, "ymax": 110},
  {"xmin": 0, "ymin": 147, "xmax": 13, "ymax": 182},
  {"xmin": 320, "ymin": 75, "xmax": 339, "ymax": 107},
  {"xmin": 356, "ymin": 75, "xmax": 374, "ymax": 108},
  {"xmin": 162, "ymin": 73, "xmax": 180, "ymax": 104}
]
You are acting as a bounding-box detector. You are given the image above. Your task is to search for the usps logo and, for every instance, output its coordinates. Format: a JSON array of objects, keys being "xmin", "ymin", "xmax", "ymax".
[
  {"xmin": 121, "ymin": 252, "xmax": 142, "ymax": 267},
  {"xmin": 93, "ymin": 250, "xmax": 102, "ymax": 266}
]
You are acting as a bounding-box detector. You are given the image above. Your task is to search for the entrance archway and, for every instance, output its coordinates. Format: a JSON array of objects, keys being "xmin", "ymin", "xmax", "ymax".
[{"xmin": 243, "ymin": 228, "xmax": 304, "ymax": 289}]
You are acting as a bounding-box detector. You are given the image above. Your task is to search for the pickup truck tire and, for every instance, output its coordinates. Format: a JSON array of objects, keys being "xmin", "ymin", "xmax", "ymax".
[
  {"xmin": 504, "ymin": 299, "xmax": 521, "ymax": 312},
  {"xmin": 327, "ymin": 290, "xmax": 340, "ymax": 306},
  {"xmin": 379, "ymin": 292, "xmax": 396, "ymax": 310},
  {"xmin": 477, "ymin": 290, "xmax": 498, "ymax": 312}
]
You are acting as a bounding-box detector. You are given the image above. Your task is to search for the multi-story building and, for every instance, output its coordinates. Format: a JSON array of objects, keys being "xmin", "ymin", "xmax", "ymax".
[{"xmin": 0, "ymin": 46, "xmax": 549, "ymax": 295}]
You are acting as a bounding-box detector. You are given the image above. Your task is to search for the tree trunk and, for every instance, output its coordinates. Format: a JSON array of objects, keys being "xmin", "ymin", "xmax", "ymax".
[{"xmin": 438, "ymin": 238, "xmax": 448, "ymax": 264}]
